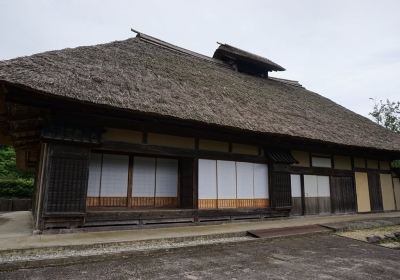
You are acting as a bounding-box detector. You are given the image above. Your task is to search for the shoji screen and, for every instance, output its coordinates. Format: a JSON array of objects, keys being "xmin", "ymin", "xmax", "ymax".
[
  {"xmin": 217, "ymin": 160, "xmax": 237, "ymax": 208},
  {"xmin": 317, "ymin": 176, "xmax": 330, "ymax": 197},
  {"xmin": 304, "ymin": 175, "xmax": 319, "ymax": 215},
  {"xmin": 198, "ymin": 159, "xmax": 217, "ymax": 209},
  {"xmin": 290, "ymin": 174, "xmax": 301, "ymax": 198},
  {"xmin": 99, "ymin": 154, "xmax": 129, "ymax": 206},
  {"xmin": 304, "ymin": 175, "xmax": 331, "ymax": 214},
  {"xmin": 132, "ymin": 157, "xmax": 156, "ymax": 207},
  {"xmin": 155, "ymin": 158, "xmax": 178, "ymax": 207},
  {"xmin": 304, "ymin": 175, "xmax": 318, "ymax": 197},
  {"xmin": 236, "ymin": 162, "xmax": 254, "ymax": 208},
  {"xmin": 198, "ymin": 160, "xmax": 269, "ymax": 209},
  {"xmin": 317, "ymin": 176, "xmax": 331, "ymax": 214},
  {"xmin": 253, "ymin": 163, "xmax": 269, "ymax": 207},
  {"xmin": 290, "ymin": 174, "xmax": 302, "ymax": 215},
  {"xmin": 86, "ymin": 153, "xmax": 102, "ymax": 207}
]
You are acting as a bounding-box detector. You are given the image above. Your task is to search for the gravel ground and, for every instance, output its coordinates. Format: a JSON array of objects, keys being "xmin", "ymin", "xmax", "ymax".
[
  {"xmin": 0, "ymin": 236, "xmax": 252, "ymax": 264},
  {"xmin": 337, "ymin": 225, "xmax": 400, "ymax": 249},
  {"xmin": 1, "ymin": 234, "xmax": 400, "ymax": 280}
]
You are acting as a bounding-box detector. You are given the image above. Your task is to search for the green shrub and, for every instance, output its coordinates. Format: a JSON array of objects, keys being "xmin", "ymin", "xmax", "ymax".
[
  {"xmin": 0, "ymin": 178, "xmax": 34, "ymax": 198},
  {"xmin": 0, "ymin": 146, "xmax": 34, "ymax": 179},
  {"xmin": 392, "ymin": 160, "xmax": 400, "ymax": 169}
]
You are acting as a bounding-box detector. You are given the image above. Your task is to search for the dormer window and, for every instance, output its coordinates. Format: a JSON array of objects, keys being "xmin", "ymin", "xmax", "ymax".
[{"xmin": 213, "ymin": 43, "xmax": 285, "ymax": 77}]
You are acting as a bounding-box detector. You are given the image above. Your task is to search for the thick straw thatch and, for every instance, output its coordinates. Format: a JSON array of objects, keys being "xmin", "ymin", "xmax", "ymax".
[{"xmin": 0, "ymin": 36, "xmax": 399, "ymax": 152}]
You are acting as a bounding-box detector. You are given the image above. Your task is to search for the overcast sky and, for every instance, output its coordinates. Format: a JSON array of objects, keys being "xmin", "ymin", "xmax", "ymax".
[{"xmin": 1, "ymin": 0, "xmax": 399, "ymax": 118}]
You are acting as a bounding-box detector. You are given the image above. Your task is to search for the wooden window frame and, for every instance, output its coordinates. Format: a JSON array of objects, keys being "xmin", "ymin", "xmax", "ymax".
[{"xmin": 310, "ymin": 154, "xmax": 333, "ymax": 169}]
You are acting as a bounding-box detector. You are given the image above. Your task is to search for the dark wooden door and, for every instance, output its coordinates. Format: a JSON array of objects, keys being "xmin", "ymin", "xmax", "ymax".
[
  {"xmin": 44, "ymin": 144, "xmax": 90, "ymax": 214},
  {"xmin": 330, "ymin": 176, "xmax": 356, "ymax": 214},
  {"xmin": 271, "ymin": 172, "xmax": 292, "ymax": 208},
  {"xmin": 368, "ymin": 172, "xmax": 383, "ymax": 211},
  {"xmin": 179, "ymin": 158, "xmax": 194, "ymax": 208}
]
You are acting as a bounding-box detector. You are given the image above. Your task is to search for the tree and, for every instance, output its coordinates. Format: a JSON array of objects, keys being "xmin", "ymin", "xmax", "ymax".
[
  {"xmin": 370, "ymin": 99, "xmax": 400, "ymax": 168},
  {"xmin": 370, "ymin": 99, "xmax": 400, "ymax": 133},
  {"xmin": 0, "ymin": 145, "xmax": 34, "ymax": 198},
  {"xmin": 0, "ymin": 145, "xmax": 33, "ymax": 179}
]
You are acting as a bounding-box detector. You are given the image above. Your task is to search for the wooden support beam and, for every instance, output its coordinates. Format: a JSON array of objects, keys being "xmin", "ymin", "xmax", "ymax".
[
  {"xmin": 100, "ymin": 141, "xmax": 267, "ymax": 163},
  {"xmin": 11, "ymin": 130, "xmax": 40, "ymax": 138}
]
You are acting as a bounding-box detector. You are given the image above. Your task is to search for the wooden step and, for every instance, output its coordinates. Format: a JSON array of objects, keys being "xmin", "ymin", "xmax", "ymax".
[{"xmin": 247, "ymin": 224, "xmax": 332, "ymax": 238}]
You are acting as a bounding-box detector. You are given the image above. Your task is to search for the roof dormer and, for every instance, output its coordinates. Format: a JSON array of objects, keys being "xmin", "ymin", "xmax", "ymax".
[{"xmin": 213, "ymin": 43, "xmax": 285, "ymax": 77}]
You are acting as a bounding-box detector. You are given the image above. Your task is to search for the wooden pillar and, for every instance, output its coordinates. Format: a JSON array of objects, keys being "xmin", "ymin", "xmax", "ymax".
[
  {"xmin": 193, "ymin": 158, "xmax": 198, "ymax": 209},
  {"xmin": 33, "ymin": 143, "xmax": 49, "ymax": 231},
  {"xmin": 127, "ymin": 156, "xmax": 134, "ymax": 207}
]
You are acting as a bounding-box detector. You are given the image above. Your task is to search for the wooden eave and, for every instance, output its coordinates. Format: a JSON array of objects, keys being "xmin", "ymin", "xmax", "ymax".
[{"xmin": 2, "ymin": 82, "xmax": 400, "ymax": 160}]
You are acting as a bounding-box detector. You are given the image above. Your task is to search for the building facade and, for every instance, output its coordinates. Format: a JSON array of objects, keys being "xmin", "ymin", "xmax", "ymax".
[{"xmin": 0, "ymin": 31, "xmax": 399, "ymax": 231}]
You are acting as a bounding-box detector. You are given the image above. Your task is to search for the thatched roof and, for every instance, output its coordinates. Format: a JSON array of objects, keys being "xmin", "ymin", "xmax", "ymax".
[{"xmin": 0, "ymin": 35, "xmax": 399, "ymax": 153}]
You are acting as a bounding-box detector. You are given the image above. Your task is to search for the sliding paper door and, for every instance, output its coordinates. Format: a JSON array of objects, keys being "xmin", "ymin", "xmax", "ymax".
[
  {"xmin": 99, "ymin": 154, "xmax": 129, "ymax": 206},
  {"xmin": 253, "ymin": 163, "xmax": 269, "ymax": 207},
  {"xmin": 198, "ymin": 159, "xmax": 217, "ymax": 209},
  {"xmin": 86, "ymin": 153, "xmax": 102, "ymax": 207},
  {"xmin": 317, "ymin": 176, "xmax": 331, "ymax": 214},
  {"xmin": 217, "ymin": 160, "xmax": 237, "ymax": 208},
  {"xmin": 155, "ymin": 158, "xmax": 178, "ymax": 207},
  {"xmin": 132, "ymin": 157, "xmax": 156, "ymax": 207},
  {"xmin": 290, "ymin": 174, "xmax": 302, "ymax": 215},
  {"xmin": 236, "ymin": 162, "xmax": 254, "ymax": 208},
  {"xmin": 198, "ymin": 159, "xmax": 269, "ymax": 209},
  {"xmin": 304, "ymin": 175, "xmax": 331, "ymax": 215}
]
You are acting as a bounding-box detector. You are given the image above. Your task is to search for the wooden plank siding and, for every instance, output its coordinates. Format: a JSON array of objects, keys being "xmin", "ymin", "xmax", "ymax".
[
  {"xmin": 155, "ymin": 197, "xmax": 178, "ymax": 208},
  {"xmin": 368, "ymin": 172, "xmax": 383, "ymax": 211},
  {"xmin": 198, "ymin": 199, "xmax": 269, "ymax": 209},
  {"xmin": 217, "ymin": 199, "xmax": 237, "ymax": 208},
  {"xmin": 131, "ymin": 197, "xmax": 155, "ymax": 207},
  {"xmin": 98, "ymin": 197, "xmax": 127, "ymax": 207},
  {"xmin": 291, "ymin": 197, "xmax": 303, "ymax": 215},
  {"xmin": 87, "ymin": 197, "xmax": 179, "ymax": 208},
  {"xmin": 198, "ymin": 199, "xmax": 218, "ymax": 209},
  {"xmin": 253, "ymin": 199, "xmax": 269, "ymax": 208},
  {"xmin": 330, "ymin": 176, "xmax": 356, "ymax": 214},
  {"xmin": 86, "ymin": 197, "xmax": 100, "ymax": 207},
  {"xmin": 236, "ymin": 199, "xmax": 254, "ymax": 208}
]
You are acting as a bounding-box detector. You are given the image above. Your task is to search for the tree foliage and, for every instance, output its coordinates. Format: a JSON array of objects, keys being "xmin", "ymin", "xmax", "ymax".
[
  {"xmin": 0, "ymin": 146, "xmax": 33, "ymax": 179},
  {"xmin": 370, "ymin": 99, "xmax": 400, "ymax": 168},
  {"xmin": 370, "ymin": 99, "xmax": 400, "ymax": 133},
  {"xmin": 0, "ymin": 145, "xmax": 34, "ymax": 198},
  {"xmin": 0, "ymin": 178, "xmax": 34, "ymax": 198}
]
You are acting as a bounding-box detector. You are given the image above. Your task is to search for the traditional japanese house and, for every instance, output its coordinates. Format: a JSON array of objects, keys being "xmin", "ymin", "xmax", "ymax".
[{"xmin": 0, "ymin": 31, "xmax": 399, "ymax": 231}]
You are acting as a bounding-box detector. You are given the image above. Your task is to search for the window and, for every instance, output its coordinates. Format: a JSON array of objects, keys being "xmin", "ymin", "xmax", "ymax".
[{"xmin": 311, "ymin": 156, "xmax": 332, "ymax": 168}]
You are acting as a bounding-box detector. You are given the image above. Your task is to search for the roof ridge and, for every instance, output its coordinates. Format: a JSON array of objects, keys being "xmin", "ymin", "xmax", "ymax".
[{"xmin": 131, "ymin": 29, "xmax": 229, "ymax": 68}]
